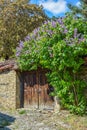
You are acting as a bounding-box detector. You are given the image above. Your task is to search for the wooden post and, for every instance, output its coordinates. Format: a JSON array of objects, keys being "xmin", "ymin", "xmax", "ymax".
[
  {"xmin": 19, "ymin": 72, "xmax": 24, "ymax": 108},
  {"xmin": 37, "ymin": 70, "xmax": 40, "ymax": 109}
]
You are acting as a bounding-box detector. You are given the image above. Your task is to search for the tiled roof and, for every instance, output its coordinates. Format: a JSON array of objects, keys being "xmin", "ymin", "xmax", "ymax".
[{"xmin": 0, "ymin": 59, "xmax": 17, "ymax": 71}]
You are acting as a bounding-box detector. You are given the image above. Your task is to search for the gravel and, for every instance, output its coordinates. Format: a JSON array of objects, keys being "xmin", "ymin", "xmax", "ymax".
[{"xmin": 0, "ymin": 109, "xmax": 71, "ymax": 130}]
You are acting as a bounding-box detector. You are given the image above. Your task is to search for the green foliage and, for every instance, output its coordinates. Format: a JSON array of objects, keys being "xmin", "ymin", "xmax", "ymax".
[
  {"xmin": 19, "ymin": 109, "xmax": 27, "ymax": 115},
  {"xmin": 17, "ymin": 14, "xmax": 87, "ymax": 115},
  {"xmin": 0, "ymin": 0, "xmax": 47, "ymax": 59}
]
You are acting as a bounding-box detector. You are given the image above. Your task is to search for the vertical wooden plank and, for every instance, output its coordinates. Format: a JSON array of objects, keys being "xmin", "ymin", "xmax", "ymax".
[{"xmin": 19, "ymin": 72, "xmax": 24, "ymax": 108}]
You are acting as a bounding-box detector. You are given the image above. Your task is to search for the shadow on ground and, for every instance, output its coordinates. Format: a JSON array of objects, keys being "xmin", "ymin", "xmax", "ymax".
[
  {"xmin": 0, "ymin": 112, "xmax": 15, "ymax": 130},
  {"xmin": 0, "ymin": 126, "xmax": 11, "ymax": 130}
]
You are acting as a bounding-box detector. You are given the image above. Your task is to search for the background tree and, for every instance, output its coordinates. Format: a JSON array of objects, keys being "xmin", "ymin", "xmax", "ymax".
[
  {"xmin": 0, "ymin": 0, "xmax": 47, "ymax": 59},
  {"xmin": 68, "ymin": 0, "xmax": 87, "ymax": 20}
]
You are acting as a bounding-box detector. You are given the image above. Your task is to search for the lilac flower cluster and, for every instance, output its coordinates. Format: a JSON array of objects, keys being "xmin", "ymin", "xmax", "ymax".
[
  {"xmin": 15, "ymin": 18, "xmax": 67, "ymax": 57},
  {"xmin": 24, "ymin": 35, "xmax": 31, "ymax": 41},
  {"xmin": 65, "ymin": 34, "xmax": 85, "ymax": 46},
  {"xmin": 16, "ymin": 16, "xmax": 86, "ymax": 58},
  {"xmin": 23, "ymin": 18, "xmax": 67, "ymax": 44},
  {"xmin": 16, "ymin": 40, "xmax": 24, "ymax": 57},
  {"xmin": 51, "ymin": 21, "xmax": 56, "ymax": 28},
  {"xmin": 53, "ymin": 18, "xmax": 68, "ymax": 34},
  {"xmin": 57, "ymin": 18, "xmax": 64, "ymax": 25},
  {"xmin": 74, "ymin": 28, "xmax": 78, "ymax": 38},
  {"xmin": 73, "ymin": 28, "xmax": 85, "ymax": 43},
  {"xmin": 44, "ymin": 20, "xmax": 49, "ymax": 25},
  {"xmin": 46, "ymin": 30, "xmax": 53, "ymax": 36}
]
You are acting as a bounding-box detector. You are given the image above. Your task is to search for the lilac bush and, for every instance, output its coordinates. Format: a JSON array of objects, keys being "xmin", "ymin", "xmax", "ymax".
[{"xmin": 16, "ymin": 14, "xmax": 87, "ymax": 115}]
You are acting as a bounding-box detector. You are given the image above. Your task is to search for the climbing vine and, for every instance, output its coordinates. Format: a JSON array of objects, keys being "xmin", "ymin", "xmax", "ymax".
[{"xmin": 16, "ymin": 14, "xmax": 87, "ymax": 115}]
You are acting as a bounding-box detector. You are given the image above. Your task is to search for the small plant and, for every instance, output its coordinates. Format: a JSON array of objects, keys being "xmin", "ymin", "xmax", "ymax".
[{"xmin": 19, "ymin": 110, "xmax": 27, "ymax": 115}]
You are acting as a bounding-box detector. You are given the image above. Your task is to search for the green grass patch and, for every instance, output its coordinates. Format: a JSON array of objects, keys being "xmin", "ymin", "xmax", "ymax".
[{"xmin": 18, "ymin": 110, "xmax": 27, "ymax": 115}]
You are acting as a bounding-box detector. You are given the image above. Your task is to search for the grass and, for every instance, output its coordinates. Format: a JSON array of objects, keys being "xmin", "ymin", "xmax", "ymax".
[
  {"xmin": 53, "ymin": 110, "xmax": 87, "ymax": 130},
  {"xmin": 18, "ymin": 109, "xmax": 27, "ymax": 115}
]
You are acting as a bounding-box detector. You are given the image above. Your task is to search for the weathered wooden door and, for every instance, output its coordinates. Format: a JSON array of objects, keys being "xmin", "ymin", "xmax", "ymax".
[{"xmin": 24, "ymin": 70, "xmax": 54, "ymax": 109}]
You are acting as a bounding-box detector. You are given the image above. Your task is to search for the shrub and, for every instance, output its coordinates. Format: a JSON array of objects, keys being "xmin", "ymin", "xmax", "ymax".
[{"xmin": 16, "ymin": 14, "xmax": 87, "ymax": 115}]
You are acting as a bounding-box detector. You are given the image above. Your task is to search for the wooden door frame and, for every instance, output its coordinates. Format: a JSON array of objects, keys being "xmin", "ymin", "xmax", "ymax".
[{"xmin": 19, "ymin": 72, "xmax": 24, "ymax": 108}]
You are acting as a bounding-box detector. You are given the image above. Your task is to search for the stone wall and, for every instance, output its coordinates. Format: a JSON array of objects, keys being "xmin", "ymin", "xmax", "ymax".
[
  {"xmin": 0, "ymin": 66, "xmax": 87, "ymax": 110},
  {"xmin": 0, "ymin": 70, "xmax": 17, "ymax": 109}
]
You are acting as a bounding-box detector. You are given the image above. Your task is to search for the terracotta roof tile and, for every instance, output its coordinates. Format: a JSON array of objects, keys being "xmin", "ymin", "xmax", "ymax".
[{"xmin": 0, "ymin": 59, "xmax": 17, "ymax": 71}]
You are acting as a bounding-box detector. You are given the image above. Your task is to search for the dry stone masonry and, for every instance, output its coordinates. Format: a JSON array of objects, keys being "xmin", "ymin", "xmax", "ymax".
[{"xmin": 0, "ymin": 70, "xmax": 16, "ymax": 109}]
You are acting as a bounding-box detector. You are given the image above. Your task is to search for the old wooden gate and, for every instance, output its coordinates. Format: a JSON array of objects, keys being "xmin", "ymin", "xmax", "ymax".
[{"xmin": 23, "ymin": 70, "xmax": 54, "ymax": 109}]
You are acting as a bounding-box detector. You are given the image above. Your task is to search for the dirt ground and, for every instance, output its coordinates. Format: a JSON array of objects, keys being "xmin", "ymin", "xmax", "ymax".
[{"xmin": 0, "ymin": 109, "xmax": 87, "ymax": 130}]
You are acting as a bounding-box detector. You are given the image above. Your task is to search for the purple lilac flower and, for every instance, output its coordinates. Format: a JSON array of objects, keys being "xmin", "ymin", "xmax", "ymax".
[
  {"xmin": 64, "ymin": 38, "xmax": 74, "ymax": 46},
  {"xmin": 19, "ymin": 40, "xmax": 24, "ymax": 48},
  {"xmin": 16, "ymin": 47, "xmax": 21, "ymax": 57},
  {"xmin": 16, "ymin": 51, "xmax": 20, "ymax": 57},
  {"xmin": 47, "ymin": 30, "xmax": 53, "ymax": 36},
  {"xmin": 78, "ymin": 37, "xmax": 85, "ymax": 43},
  {"xmin": 52, "ymin": 21, "xmax": 56, "ymax": 27},
  {"xmin": 44, "ymin": 21, "xmax": 49, "ymax": 25},
  {"xmin": 37, "ymin": 27, "xmax": 40, "ymax": 31},
  {"xmin": 16, "ymin": 40, "xmax": 24, "ymax": 57},
  {"xmin": 24, "ymin": 35, "xmax": 31, "ymax": 41},
  {"xmin": 34, "ymin": 29, "xmax": 38, "ymax": 35},
  {"xmin": 63, "ymin": 29, "xmax": 68, "ymax": 34},
  {"xmin": 57, "ymin": 18, "xmax": 63, "ymax": 25},
  {"xmin": 74, "ymin": 28, "xmax": 78, "ymax": 38},
  {"xmin": 16, "ymin": 47, "xmax": 21, "ymax": 51},
  {"xmin": 32, "ymin": 34, "xmax": 35, "ymax": 39},
  {"xmin": 61, "ymin": 25, "xmax": 66, "ymax": 28}
]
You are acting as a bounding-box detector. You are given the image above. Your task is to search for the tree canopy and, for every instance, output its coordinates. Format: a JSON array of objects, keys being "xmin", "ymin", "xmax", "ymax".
[
  {"xmin": 68, "ymin": 0, "xmax": 87, "ymax": 20},
  {"xmin": 0, "ymin": 0, "xmax": 47, "ymax": 59}
]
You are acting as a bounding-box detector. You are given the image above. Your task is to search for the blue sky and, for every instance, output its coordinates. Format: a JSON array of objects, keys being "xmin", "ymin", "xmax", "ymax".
[{"xmin": 30, "ymin": 0, "xmax": 80, "ymax": 18}]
